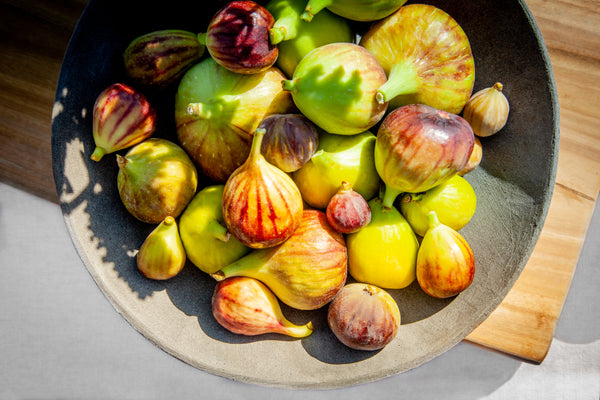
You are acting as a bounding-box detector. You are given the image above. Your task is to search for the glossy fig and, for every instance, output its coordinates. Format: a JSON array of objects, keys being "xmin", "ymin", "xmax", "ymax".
[
  {"xmin": 375, "ymin": 104, "xmax": 475, "ymax": 208},
  {"xmin": 199, "ymin": 1, "xmax": 278, "ymax": 74},
  {"xmin": 91, "ymin": 83, "xmax": 156, "ymax": 161},
  {"xmin": 416, "ymin": 211, "xmax": 475, "ymax": 299},
  {"xmin": 136, "ymin": 216, "xmax": 186, "ymax": 280},
  {"xmin": 117, "ymin": 138, "xmax": 198, "ymax": 224},
  {"xmin": 302, "ymin": 0, "xmax": 406, "ymax": 22},
  {"xmin": 211, "ymin": 210, "xmax": 348, "ymax": 310},
  {"xmin": 328, "ymin": 283, "xmax": 400, "ymax": 351},
  {"xmin": 212, "ymin": 277, "xmax": 313, "ymax": 337},
  {"xmin": 123, "ymin": 30, "xmax": 205, "ymax": 87},
  {"xmin": 326, "ymin": 181, "xmax": 371, "ymax": 234},
  {"xmin": 222, "ymin": 128, "xmax": 304, "ymax": 249}
]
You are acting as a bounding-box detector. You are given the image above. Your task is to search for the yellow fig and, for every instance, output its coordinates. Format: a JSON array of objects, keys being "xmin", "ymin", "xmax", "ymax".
[
  {"xmin": 463, "ymin": 82, "xmax": 510, "ymax": 137},
  {"xmin": 136, "ymin": 216, "xmax": 186, "ymax": 280}
]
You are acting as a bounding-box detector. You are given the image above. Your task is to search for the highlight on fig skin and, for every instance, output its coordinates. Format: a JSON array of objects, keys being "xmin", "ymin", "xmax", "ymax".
[{"xmin": 326, "ymin": 181, "xmax": 372, "ymax": 234}]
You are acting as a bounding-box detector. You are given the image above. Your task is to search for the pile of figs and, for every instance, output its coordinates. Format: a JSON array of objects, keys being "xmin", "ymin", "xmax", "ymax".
[{"xmin": 90, "ymin": 0, "xmax": 510, "ymax": 351}]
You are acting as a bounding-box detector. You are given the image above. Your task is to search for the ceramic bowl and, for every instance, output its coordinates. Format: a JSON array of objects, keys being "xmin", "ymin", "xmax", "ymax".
[{"xmin": 52, "ymin": 0, "xmax": 559, "ymax": 389}]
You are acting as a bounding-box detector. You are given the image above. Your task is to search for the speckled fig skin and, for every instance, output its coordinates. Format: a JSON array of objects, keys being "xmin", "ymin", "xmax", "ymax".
[
  {"xmin": 327, "ymin": 283, "xmax": 401, "ymax": 351},
  {"xmin": 326, "ymin": 181, "xmax": 371, "ymax": 234},
  {"xmin": 212, "ymin": 276, "xmax": 313, "ymax": 338},
  {"xmin": 200, "ymin": 1, "xmax": 278, "ymax": 74}
]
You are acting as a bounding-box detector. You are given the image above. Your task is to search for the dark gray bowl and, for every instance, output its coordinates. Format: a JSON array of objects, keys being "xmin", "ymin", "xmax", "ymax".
[{"xmin": 51, "ymin": 0, "xmax": 559, "ymax": 389}]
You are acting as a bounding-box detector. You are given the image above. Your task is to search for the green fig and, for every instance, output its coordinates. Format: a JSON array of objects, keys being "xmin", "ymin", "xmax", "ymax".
[
  {"xmin": 347, "ymin": 198, "xmax": 419, "ymax": 289},
  {"xmin": 117, "ymin": 138, "xmax": 198, "ymax": 224},
  {"xmin": 211, "ymin": 210, "xmax": 347, "ymax": 310},
  {"xmin": 137, "ymin": 216, "xmax": 186, "ymax": 280},
  {"xmin": 400, "ymin": 174, "xmax": 477, "ymax": 237},
  {"xmin": 179, "ymin": 185, "xmax": 251, "ymax": 274},
  {"xmin": 292, "ymin": 131, "xmax": 380, "ymax": 209},
  {"xmin": 281, "ymin": 43, "xmax": 388, "ymax": 135},
  {"xmin": 301, "ymin": 0, "xmax": 407, "ymax": 22}
]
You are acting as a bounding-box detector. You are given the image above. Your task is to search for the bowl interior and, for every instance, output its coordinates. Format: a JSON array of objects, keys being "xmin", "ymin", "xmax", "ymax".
[{"xmin": 51, "ymin": 0, "xmax": 559, "ymax": 389}]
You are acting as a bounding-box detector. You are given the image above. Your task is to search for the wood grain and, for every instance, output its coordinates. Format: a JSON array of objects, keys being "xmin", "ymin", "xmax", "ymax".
[{"xmin": 1, "ymin": 0, "xmax": 599, "ymax": 363}]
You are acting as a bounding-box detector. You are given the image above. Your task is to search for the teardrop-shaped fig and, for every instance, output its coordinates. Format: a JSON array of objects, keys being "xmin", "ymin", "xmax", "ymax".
[
  {"xmin": 416, "ymin": 211, "xmax": 475, "ymax": 299},
  {"xmin": 282, "ymin": 43, "xmax": 388, "ymax": 135},
  {"xmin": 176, "ymin": 57, "xmax": 294, "ymax": 182},
  {"xmin": 463, "ymin": 82, "xmax": 510, "ymax": 137},
  {"xmin": 375, "ymin": 104, "xmax": 475, "ymax": 208},
  {"xmin": 360, "ymin": 4, "xmax": 475, "ymax": 114},
  {"xmin": 91, "ymin": 83, "xmax": 156, "ymax": 161},
  {"xmin": 302, "ymin": 0, "xmax": 406, "ymax": 22},
  {"xmin": 222, "ymin": 128, "xmax": 304, "ymax": 249},
  {"xmin": 212, "ymin": 277, "xmax": 313, "ymax": 337},
  {"xmin": 326, "ymin": 181, "xmax": 371, "ymax": 234},
  {"xmin": 258, "ymin": 113, "xmax": 319, "ymax": 173},
  {"xmin": 211, "ymin": 210, "xmax": 348, "ymax": 310},
  {"xmin": 117, "ymin": 138, "xmax": 198, "ymax": 224},
  {"xmin": 328, "ymin": 283, "xmax": 400, "ymax": 351},
  {"xmin": 199, "ymin": 1, "xmax": 278, "ymax": 74},
  {"xmin": 136, "ymin": 216, "xmax": 186, "ymax": 280},
  {"xmin": 123, "ymin": 30, "xmax": 205, "ymax": 87}
]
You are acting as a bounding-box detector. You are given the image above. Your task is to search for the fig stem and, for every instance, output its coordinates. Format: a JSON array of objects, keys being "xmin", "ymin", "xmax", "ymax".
[
  {"xmin": 269, "ymin": 26, "xmax": 287, "ymax": 45},
  {"xmin": 376, "ymin": 62, "xmax": 420, "ymax": 104},
  {"xmin": 207, "ymin": 219, "xmax": 231, "ymax": 242},
  {"xmin": 493, "ymin": 82, "xmax": 504, "ymax": 92},
  {"xmin": 187, "ymin": 101, "xmax": 223, "ymax": 120},
  {"xmin": 381, "ymin": 185, "xmax": 402, "ymax": 209},
  {"xmin": 281, "ymin": 79, "xmax": 298, "ymax": 94},
  {"xmin": 426, "ymin": 211, "xmax": 441, "ymax": 229},
  {"xmin": 283, "ymin": 321, "xmax": 314, "ymax": 338},
  {"xmin": 301, "ymin": 0, "xmax": 332, "ymax": 22},
  {"xmin": 249, "ymin": 128, "xmax": 266, "ymax": 161},
  {"xmin": 91, "ymin": 146, "xmax": 106, "ymax": 162},
  {"xmin": 197, "ymin": 32, "xmax": 207, "ymax": 46}
]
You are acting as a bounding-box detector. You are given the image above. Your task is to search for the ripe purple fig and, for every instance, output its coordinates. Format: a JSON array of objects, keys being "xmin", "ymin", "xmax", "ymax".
[
  {"xmin": 375, "ymin": 104, "xmax": 474, "ymax": 208},
  {"xmin": 199, "ymin": 1, "xmax": 278, "ymax": 74},
  {"xmin": 326, "ymin": 181, "xmax": 371, "ymax": 234},
  {"xmin": 212, "ymin": 276, "xmax": 313, "ymax": 338},
  {"xmin": 327, "ymin": 283, "xmax": 401, "ymax": 351},
  {"xmin": 91, "ymin": 83, "xmax": 156, "ymax": 161}
]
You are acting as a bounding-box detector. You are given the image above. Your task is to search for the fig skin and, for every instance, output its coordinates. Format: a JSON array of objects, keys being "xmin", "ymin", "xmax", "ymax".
[
  {"xmin": 136, "ymin": 216, "xmax": 186, "ymax": 280},
  {"xmin": 302, "ymin": 0, "xmax": 407, "ymax": 22},
  {"xmin": 375, "ymin": 104, "xmax": 475, "ymax": 208},
  {"xmin": 200, "ymin": 1, "xmax": 278, "ymax": 74},
  {"xmin": 326, "ymin": 181, "xmax": 372, "ymax": 234},
  {"xmin": 212, "ymin": 276, "xmax": 313, "ymax": 338},
  {"xmin": 211, "ymin": 210, "xmax": 348, "ymax": 311},
  {"xmin": 117, "ymin": 138, "xmax": 198, "ymax": 224},
  {"xmin": 458, "ymin": 136, "xmax": 482, "ymax": 176},
  {"xmin": 91, "ymin": 83, "xmax": 156, "ymax": 162},
  {"xmin": 328, "ymin": 283, "xmax": 401, "ymax": 351}
]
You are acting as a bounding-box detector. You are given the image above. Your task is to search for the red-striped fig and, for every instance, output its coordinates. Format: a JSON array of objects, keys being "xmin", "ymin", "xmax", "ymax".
[
  {"xmin": 91, "ymin": 83, "xmax": 156, "ymax": 161},
  {"xmin": 123, "ymin": 29, "xmax": 205, "ymax": 87},
  {"xmin": 199, "ymin": 1, "xmax": 278, "ymax": 74},
  {"xmin": 375, "ymin": 104, "xmax": 474, "ymax": 208},
  {"xmin": 212, "ymin": 277, "xmax": 313, "ymax": 337},
  {"xmin": 326, "ymin": 181, "xmax": 371, "ymax": 234},
  {"xmin": 222, "ymin": 128, "xmax": 303, "ymax": 249},
  {"xmin": 211, "ymin": 210, "xmax": 348, "ymax": 310},
  {"xmin": 136, "ymin": 216, "xmax": 186, "ymax": 280}
]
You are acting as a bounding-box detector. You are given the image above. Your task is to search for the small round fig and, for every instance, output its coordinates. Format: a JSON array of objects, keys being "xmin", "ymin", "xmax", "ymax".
[
  {"xmin": 258, "ymin": 114, "xmax": 319, "ymax": 173},
  {"xmin": 326, "ymin": 181, "xmax": 371, "ymax": 233},
  {"xmin": 328, "ymin": 283, "xmax": 401, "ymax": 351}
]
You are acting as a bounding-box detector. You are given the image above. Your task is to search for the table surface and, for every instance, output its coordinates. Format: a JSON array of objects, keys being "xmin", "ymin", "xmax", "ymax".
[{"xmin": 1, "ymin": 0, "xmax": 599, "ymax": 398}]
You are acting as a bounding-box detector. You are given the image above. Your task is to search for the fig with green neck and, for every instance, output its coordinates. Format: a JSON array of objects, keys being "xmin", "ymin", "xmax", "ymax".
[{"xmin": 301, "ymin": 0, "xmax": 406, "ymax": 22}]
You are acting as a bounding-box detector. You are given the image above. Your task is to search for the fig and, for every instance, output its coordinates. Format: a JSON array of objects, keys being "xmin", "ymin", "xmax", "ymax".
[
  {"xmin": 222, "ymin": 128, "xmax": 304, "ymax": 249},
  {"xmin": 136, "ymin": 216, "xmax": 186, "ymax": 280},
  {"xmin": 301, "ymin": 0, "xmax": 407, "ymax": 22},
  {"xmin": 91, "ymin": 83, "xmax": 156, "ymax": 161},
  {"xmin": 258, "ymin": 113, "xmax": 319, "ymax": 173},
  {"xmin": 175, "ymin": 57, "xmax": 294, "ymax": 182},
  {"xmin": 458, "ymin": 136, "xmax": 482, "ymax": 176},
  {"xmin": 212, "ymin": 277, "xmax": 313, "ymax": 338},
  {"xmin": 463, "ymin": 82, "xmax": 510, "ymax": 137},
  {"xmin": 211, "ymin": 210, "xmax": 347, "ymax": 310},
  {"xmin": 179, "ymin": 185, "xmax": 251, "ymax": 274},
  {"xmin": 292, "ymin": 131, "xmax": 380, "ymax": 209},
  {"xmin": 282, "ymin": 43, "xmax": 388, "ymax": 135},
  {"xmin": 347, "ymin": 198, "xmax": 418, "ymax": 289},
  {"xmin": 416, "ymin": 211, "xmax": 475, "ymax": 299},
  {"xmin": 327, "ymin": 283, "xmax": 400, "ymax": 351},
  {"xmin": 326, "ymin": 181, "xmax": 371, "ymax": 234},
  {"xmin": 375, "ymin": 104, "xmax": 475, "ymax": 208},
  {"xmin": 117, "ymin": 138, "xmax": 198, "ymax": 224},
  {"xmin": 400, "ymin": 174, "xmax": 477, "ymax": 237},
  {"xmin": 199, "ymin": 1, "xmax": 278, "ymax": 74},
  {"xmin": 359, "ymin": 4, "xmax": 475, "ymax": 114},
  {"xmin": 123, "ymin": 30, "xmax": 205, "ymax": 87},
  {"xmin": 266, "ymin": 0, "xmax": 353, "ymax": 77}
]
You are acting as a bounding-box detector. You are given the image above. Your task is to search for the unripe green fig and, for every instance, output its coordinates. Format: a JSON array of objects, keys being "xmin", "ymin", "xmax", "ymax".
[
  {"xmin": 179, "ymin": 185, "xmax": 251, "ymax": 274},
  {"xmin": 282, "ymin": 43, "xmax": 388, "ymax": 135},
  {"xmin": 117, "ymin": 138, "xmax": 198, "ymax": 224},
  {"xmin": 292, "ymin": 131, "xmax": 380, "ymax": 209},
  {"xmin": 347, "ymin": 198, "xmax": 419, "ymax": 289},
  {"xmin": 301, "ymin": 0, "xmax": 407, "ymax": 22},
  {"xmin": 400, "ymin": 175, "xmax": 477, "ymax": 237},
  {"xmin": 137, "ymin": 216, "xmax": 186, "ymax": 280}
]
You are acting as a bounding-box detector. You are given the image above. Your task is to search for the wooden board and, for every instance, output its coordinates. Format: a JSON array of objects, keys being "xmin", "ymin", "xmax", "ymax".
[{"xmin": 1, "ymin": 0, "xmax": 599, "ymax": 364}]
